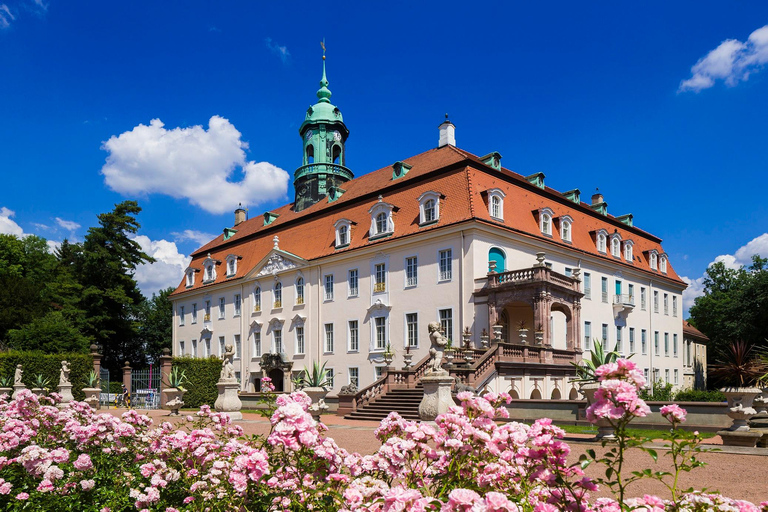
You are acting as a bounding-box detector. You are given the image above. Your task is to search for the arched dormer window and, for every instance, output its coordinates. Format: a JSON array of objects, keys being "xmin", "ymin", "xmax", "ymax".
[
  {"xmin": 610, "ymin": 234, "xmax": 622, "ymax": 258},
  {"xmin": 273, "ymin": 282, "xmax": 283, "ymax": 309},
  {"xmin": 487, "ymin": 188, "xmax": 505, "ymax": 220},
  {"xmin": 659, "ymin": 254, "xmax": 668, "ymax": 274},
  {"xmin": 624, "ymin": 240, "xmax": 634, "ymax": 262},
  {"xmin": 202, "ymin": 254, "xmax": 219, "ymax": 283},
  {"xmin": 539, "ymin": 207, "xmax": 554, "ymax": 236},
  {"xmin": 225, "ymin": 254, "xmax": 240, "ymax": 277},
  {"xmin": 595, "ymin": 229, "xmax": 608, "ymax": 253},
  {"xmin": 418, "ymin": 191, "xmax": 440, "ymax": 226},
  {"xmin": 253, "ymin": 286, "xmax": 262, "ymax": 312},
  {"xmin": 648, "ymin": 250, "xmax": 659, "ymax": 270},
  {"xmin": 185, "ymin": 268, "xmax": 198, "ymax": 288},
  {"xmin": 368, "ymin": 198, "xmax": 395, "ymax": 239},
  {"xmin": 296, "ymin": 276, "xmax": 305, "ymax": 305},
  {"xmin": 559, "ymin": 215, "xmax": 573, "ymax": 242},
  {"xmin": 334, "ymin": 218, "xmax": 352, "ymax": 248}
]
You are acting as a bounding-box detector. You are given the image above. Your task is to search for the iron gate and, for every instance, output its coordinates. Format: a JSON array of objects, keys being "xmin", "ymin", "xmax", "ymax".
[
  {"xmin": 99, "ymin": 368, "xmax": 111, "ymax": 406},
  {"xmin": 130, "ymin": 367, "xmax": 161, "ymax": 410}
]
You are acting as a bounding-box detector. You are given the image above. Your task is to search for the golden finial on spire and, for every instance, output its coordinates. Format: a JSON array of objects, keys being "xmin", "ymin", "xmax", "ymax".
[{"xmin": 321, "ymin": 39, "xmax": 326, "ymax": 60}]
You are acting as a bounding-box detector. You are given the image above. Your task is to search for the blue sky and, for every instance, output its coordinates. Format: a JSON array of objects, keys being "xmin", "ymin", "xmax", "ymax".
[{"xmin": 1, "ymin": 1, "xmax": 767, "ymax": 313}]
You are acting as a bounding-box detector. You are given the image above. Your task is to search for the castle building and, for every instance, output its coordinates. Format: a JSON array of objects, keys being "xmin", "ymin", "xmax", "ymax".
[{"xmin": 170, "ymin": 56, "xmax": 687, "ymax": 402}]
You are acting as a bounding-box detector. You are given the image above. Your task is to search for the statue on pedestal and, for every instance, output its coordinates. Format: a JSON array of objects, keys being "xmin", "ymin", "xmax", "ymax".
[
  {"xmin": 59, "ymin": 361, "xmax": 71, "ymax": 386},
  {"xmin": 426, "ymin": 322, "xmax": 448, "ymax": 374},
  {"xmin": 14, "ymin": 364, "xmax": 23, "ymax": 385},
  {"xmin": 219, "ymin": 344, "xmax": 236, "ymax": 382}
]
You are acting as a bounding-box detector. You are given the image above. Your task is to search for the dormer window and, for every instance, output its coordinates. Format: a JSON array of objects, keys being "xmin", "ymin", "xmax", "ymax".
[
  {"xmin": 418, "ymin": 191, "xmax": 440, "ymax": 225},
  {"xmin": 225, "ymin": 254, "xmax": 240, "ymax": 277},
  {"xmin": 648, "ymin": 250, "xmax": 659, "ymax": 270},
  {"xmin": 559, "ymin": 215, "xmax": 573, "ymax": 242},
  {"xmin": 539, "ymin": 207, "xmax": 554, "ymax": 236},
  {"xmin": 185, "ymin": 268, "xmax": 197, "ymax": 288},
  {"xmin": 369, "ymin": 198, "xmax": 395, "ymax": 239},
  {"xmin": 202, "ymin": 254, "xmax": 219, "ymax": 283},
  {"xmin": 334, "ymin": 218, "xmax": 352, "ymax": 248},
  {"xmin": 624, "ymin": 240, "xmax": 634, "ymax": 262},
  {"xmin": 595, "ymin": 229, "xmax": 608, "ymax": 253},
  {"xmin": 659, "ymin": 254, "xmax": 668, "ymax": 274},
  {"xmin": 610, "ymin": 234, "xmax": 622, "ymax": 258},
  {"xmin": 487, "ymin": 188, "xmax": 506, "ymax": 220}
]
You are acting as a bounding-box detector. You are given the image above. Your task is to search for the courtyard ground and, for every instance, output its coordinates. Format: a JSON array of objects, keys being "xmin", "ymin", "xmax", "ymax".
[{"xmin": 104, "ymin": 407, "xmax": 768, "ymax": 504}]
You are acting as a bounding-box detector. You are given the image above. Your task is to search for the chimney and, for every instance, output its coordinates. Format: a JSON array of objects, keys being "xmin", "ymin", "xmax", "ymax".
[
  {"xmin": 438, "ymin": 114, "xmax": 456, "ymax": 147},
  {"xmin": 591, "ymin": 191, "xmax": 604, "ymax": 205},
  {"xmin": 234, "ymin": 204, "xmax": 246, "ymax": 226}
]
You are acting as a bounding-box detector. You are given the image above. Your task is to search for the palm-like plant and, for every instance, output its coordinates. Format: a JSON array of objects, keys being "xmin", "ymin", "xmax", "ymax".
[
  {"xmin": 33, "ymin": 374, "xmax": 52, "ymax": 391},
  {"xmin": 298, "ymin": 361, "xmax": 332, "ymax": 389},
  {"xmin": 0, "ymin": 375, "xmax": 12, "ymax": 387},
  {"xmin": 164, "ymin": 367, "xmax": 189, "ymax": 391},
  {"xmin": 709, "ymin": 340, "xmax": 767, "ymax": 388},
  {"xmin": 571, "ymin": 339, "xmax": 622, "ymax": 383},
  {"xmin": 85, "ymin": 370, "xmax": 99, "ymax": 388}
]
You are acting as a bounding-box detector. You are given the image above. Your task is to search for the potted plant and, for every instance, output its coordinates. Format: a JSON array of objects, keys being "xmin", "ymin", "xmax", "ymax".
[
  {"xmin": 83, "ymin": 370, "xmax": 101, "ymax": 410},
  {"xmin": 444, "ymin": 338, "xmax": 455, "ymax": 367},
  {"xmin": 534, "ymin": 323, "xmax": 544, "ymax": 345},
  {"xmin": 299, "ymin": 361, "xmax": 332, "ymax": 421},
  {"xmin": 163, "ymin": 367, "xmax": 189, "ymax": 416},
  {"xmin": 383, "ymin": 342, "xmax": 395, "ymax": 366},
  {"xmin": 709, "ymin": 340, "xmax": 766, "ymax": 432},
  {"xmin": 517, "ymin": 320, "xmax": 528, "ymax": 343},
  {"xmin": 571, "ymin": 339, "xmax": 622, "ymax": 440},
  {"xmin": 0, "ymin": 375, "xmax": 12, "ymax": 397},
  {"xmin": 31, "ymin": 374, "xmax": 52, "ymax": 396}
]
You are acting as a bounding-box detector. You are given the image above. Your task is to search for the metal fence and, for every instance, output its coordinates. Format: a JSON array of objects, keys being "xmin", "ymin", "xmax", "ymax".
[
  {"xmin": 99, "ymin": 368, "xmax": 111, "ymax": 406},
  {"xmin": 130, "ymin": 367, "xmax": 161, "ymax": 410}
]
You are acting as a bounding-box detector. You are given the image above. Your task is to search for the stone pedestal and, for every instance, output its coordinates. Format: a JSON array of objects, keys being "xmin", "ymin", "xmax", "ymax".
[
  {"xmin": 717, "ymin": 430, "xmax": 762, "ymax": 448},
  {"xmin": 58, "ymin": 384, "xmax": 74, "ymax": 404},
  {"xmin": 418, "ymin": 372, "xmax": 454, "ymax": 421},
  {"xmin": 215, "ymin": 380, "xmax": 242, "ymax": 421},
  {"xmin": 82, "ymin": 387, "xmax": 101, "ymax": 410},
  {"xmin": 580, "ymin": 382, "xmax": 616, "ymax": 441},
  {"xmin": 12, "ymin": 384, "xmax": 26, "ymax": 400},
  {"xmin": 303, "ymin": 387, "xmax": 329, "ymax": 421},
  {"xmin": 0, "ymin": 387, "xmax": 12, "ymax": 398},
  {"xmin": 163, "ymin": 388, "xmax": 185, "ymax": 416}
]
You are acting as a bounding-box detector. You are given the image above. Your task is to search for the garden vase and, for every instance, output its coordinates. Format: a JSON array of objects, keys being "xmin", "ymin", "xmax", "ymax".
[
  {"xmin": 82, "ymin": 387, "xmax": 101, "ymax": 410},
  {"xmin": 163, "ymin": 387, "xmax": 186, "ymax": 416},
  {"xmin": 403, "ymin": 353, "xmax": 414, "ymax": 370},
  {"xmin": 303, "ymin": 386, "xmax": 330, "ymax": 421},
  {"xmin": 752, "ymin": 387, "xmax": 768, "ymax": 417},
  {"xmin": 444, "ymin": 350, "xmax": 455, "ymax": 367},
  {"xmin": 518, "ymin": 328, "xmax": 528, "ymax": 344},
  {"xmin": 720, "ymin": 386, "xmax": 762, "ymax": 431},
  {"xmin": 31, "ymin": 387, "xmax": 45, "ymax": 397},
  {"xmin": 580, "ymin": 381, "xmax": 616, "ymax": 440},
  {"xmin": 0, "ymin": 387, "xmax": 12, "ymax": 398}
]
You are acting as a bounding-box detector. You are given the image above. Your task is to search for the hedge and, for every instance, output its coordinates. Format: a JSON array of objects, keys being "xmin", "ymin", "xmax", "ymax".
[
  {"xmin": 0, "ymin": 351, "xmax": 94, "ymax": 401},
  {"xmin": 172, "ymin": 356, "xmax": 222, "ymax": 408},
  {"xmin": 674, "ymin": 389, "xmax": 727, "ymax": 402}
]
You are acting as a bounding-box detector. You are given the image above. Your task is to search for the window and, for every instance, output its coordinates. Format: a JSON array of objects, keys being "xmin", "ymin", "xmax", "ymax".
[
  {"xmin": 654, "ymin": 331, "xmax": 660, "ymax": 356},
  {"xmin": 274, "ymin": 282, "xmax": 282, "ymax": 308},
  {"xmin": 664, "ymin": 293, "xmax": 669, "ymax": 315},
  {"xmin": 616, "ymin": 326, "xmax": 623, "ymax": 354},
  {"xmin": 660, "ymin": 255, "xmax": 668, "ymax": 274},
  {"xmin": 228, "ymin": 258, "xmax": 236, "ymax": 276},
  {"xmin": 596, "ymin": 230, "xmax": 608, "ymax": 253},
  {"xmin": 349, "ymin": 367, "xmax": 359, "ymax": 388},
  {"xmin": 624, "ymin": 241, "xmax": 634, "ymax": 261},
  {"xmin": 439, "ymin": 309, "xmax": 453, "ymax": 343},
  {"xmin": 601, "ymin": 277, "xmax": 608, "ymax": 303},
  {"xmin": 326, "ymin": 368, "xmax": 335, "ymax": 388},
  {"xmin": 273, "ymin": 330, "xmax": 283, "ymax": 354},
  {"xmin": 253, "ymin": 332, "xmax": 261, "ymax": 357},
  {"xmin": 601, "ymin": 323, "xmax": 608, "ymax": 344},
  {"xmin": 296, "ymin": 326, "xmax": 305, "ymax": 355},
  {"xmin": 192, "ymin": 303, "xmax": 197, "ymax": 324},
  {"xmin": 191, "ymin": 339, "xmax": 197, "ymax": 357},
  {"xmin": 664, "ymin": 333, "xmax": 669, "ymax": 356},
  {"xmin": 686, "ymin": 340, "xmax": 692, "ymax": 367},
  {"xmin": 325, "ymin": 274, "xmax": 334, "ymax": 301},
  {"xmin": 488, "ymin": 189, "xmax": 505, "ymax": 220},
  {"xmin": 673, "ymin": 334, "xmax": 678, "ymax": 357},
  {"xmin": 405, "ymin": 256, "xmax": 418, "ymax": 287},
  {"xmin": 202, "ymin": 256, "xmax": 218, "ymax": 283},
  {"xmin": 641, "ymin": 288, "xmax": 647, "ymax": 310},
  {"xmin": 654, "ymin": 291, "xmax": 659, "ymax": 313},
  {"xmin": 674, "ymin": 369, "xmax": 679, "ymax": 384},
  {"xmin": 234, "ymin": 294, "xmax": 241, "ymax": 316},
  {"xmin": 296, "ymin": 277, "xmax": 305, "ymax": 305},
  {"xmin": 665, "ymin": 369, "xmax": 670, "ymax": 384},
  {"xmin": 374, "ymin": 317, "xmax": 387, "ymax": 350},
  {"xmin": 234, "ymin": 335, "xmax": 240, "ymax": 359},
  {"xmin": 203, "ymin": 339, "xmax": 211, "ymax": 358},
  {"xmin": 334, "ymin": 219, "xmax": 352, "ymax": 248},
  {"xmin": 641, "ymin": 329, "xmax": 647, "ymax": 355},
  {"xmin": 673, "ymin": 296, "xmax": 678, "ymax": 317},
  {"xmin": 338, "ymin": 225, "xmax": 348, "ymax": 246},
  {"xmin": 629, "ymin": 328, "xmax": 635, "ymax": 353},
  {"xmin": 583, "ymin": 272, "xmax": 591, "ymax": 299},
  {"xmin": 325, "ymin": 323, "xmax": 334, "ymax": 353},
  {"xmin": 374, "ymin": 366, "xmax": 385, "ymax": 380},
  {"xmin": 439, "ymin": 249, "xmax": 452, "ymax": 281},
  {"xmin": 628, "ymin": 284, "xmax": 634, "ymax": 303},
  {"xmin": 185, "ymin": 270, "xmax": 195, "ymax": 287},
  {"xmin": 560, "ymin": 215, "xmax": 573, "ymax": 242},
  {"xmin": 204, "ymin": 300, "xmax": 211, "ymax": 321},
  {"xmin": 644, "ymin": 368, "xmax": 649, "ymax": 384},
  {"xmin": 374, "ymin": 264, "xmax": 386, "ymax": 292},
  {"xmin": 179, "ymin": 306, "xmax": 185, "ymax": 326},
  {"xmin": 348, "ymin": 269, "xmax": 359, "ymax": 297},
  {"xmin": 406, "ymin": 313, "xmax": 418, "ymax": 348},
  {"xmin": 369, "ymin": 199, "xmax": 395, "ymax": 238},
  {"xmin": 418, "ymin": 191, "xmax": 440, "ymax": 225},
  {"xmin": 254, "ymin": 287, "xmax": 261, "ymax": 312},
  {"xmin": 565, "ymin": 267, "xmax": 572, "ymax": 277},
  {"xmin": 610, "ymin": 235, "xmax": 621, "ymax": 258},
  {"xmin": 375, "ymin": 213, "xmax": 387, "ymax": 234},
  {"xmin": 219, "ymin": 336, "xmax": 225, "ymax": 356},
  {"xmin": 539, "ymin": 208, "xmax": 554, "ymax": 236},
  {"xmin": 179, "ymin": 340, "xmax": 185, "ymax": 356},
  {"xmin": 218, "ymin": 297, "xmax": 225, "ymax": 319},
  {"xmin": 348, "ymin": 320, "xmax": 359, "ymax": 352},
  {"xmin": 584, "ymin": 321, "xmax": 592, "ymax": 351},
  {"xmin": 649, "ymin": 251, "xmax": 658, "ymax": 270}
]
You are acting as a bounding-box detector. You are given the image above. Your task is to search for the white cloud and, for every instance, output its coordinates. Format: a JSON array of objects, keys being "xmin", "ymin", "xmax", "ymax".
[
  {"xmin": 0, "ymin": 4, "xmax": 15, "ymax": 29},
  {"xmin": 679, "ymin": 25, "xmax": 768, "ymax": 92},
  {"xmin": 265, "ymin": 37, "xmax": 290, "ymax": 63},
  {"xmin": 0, "ymin": 207, "xmax": 24, "ymax": 236},
  {"xmin": 55, "ymin": 217, "xmax": 81, "ymax": 232},
  {"xmin": 101, "ymin": 116, "xmax": 290, "ymax": 215},
  {"xmin": 131, "ymin": 235, "xmax": 191, "ymax": 295},
  {"xmin": 680, "ymin": 232, "xmax": 768, "ymax": 313},
  {"xmin": 172, "ymin": 229, "xmax": 216, "ymax": 247}
]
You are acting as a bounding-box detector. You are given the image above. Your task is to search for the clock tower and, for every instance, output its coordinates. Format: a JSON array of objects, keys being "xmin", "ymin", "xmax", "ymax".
[{"xmin": 293, "ymin": 51, "xmax": 353, "ymax": 212}]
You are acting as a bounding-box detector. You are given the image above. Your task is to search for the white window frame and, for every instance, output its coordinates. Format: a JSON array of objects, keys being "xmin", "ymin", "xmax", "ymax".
[
  {"xmin": 624, "ymin": 240, "xmax": 634, "ymax": 262},
  {"xmin": 273, "ymin": 282, "xmax": 282, "ymax": 309},
  {"xmin": 660, "ymin": 254, "xmax": 668, "ymax": 274},
  {"xmin": 225, "ymin": 254, "xmax": 239, "ymax": 277},
  {"xmin": 348, "ymin": 320, "xmax": 359, "ymax": 352},
  {"xmin": 348, "ymin": 367, "xmax": 359, "ymax": 388},
  {"xmin": 583, "ymin": 272, "xmax": 591, "ymax": 299},
  {"xmin": 641, "ymin": 329, "xmax": 647, "ymax": 355},
  {"xmin": 673, "ymin": 333, "xmax": 678, "ymax": 357},
  {"xmin": 584, "ymin": 321, "xmax": 591, "ymax": 351},
  {"xmin": 438, "ymin": 249, "xmax": 452, "ymax": 282},
  {"xmin": 185, "ymin": 269, "xmax": 196, "ymax": 288},
  {"xmin": 295, "ymin": 325, "xmax": 305, "ymax": 355},
  {"xmin": 368, "ymin": 200, "xmax": 395, "ymax": 238},
  {"xmin": 674, "ymin": 369, "xmax": 679, "ymax": 385},
  {"xmin": 405, "ymin": 312, "xmax": 419, "ymax": 349},
  {"xmin": 179, "ymin": 306, "xmax": 185, "ymax": 326},
  {"xmin": 654, "ymin": 291, "xmax": 659, "ymax": 313},
  {"xmin": 405, "ymin": 256, "xmax": 418, "ymax": 288},
  {"xmin": 488, "ymin": 188, "xmax": 506, "ymax": 220},
  {"xmin": 559, "ymin": 215, "xmax": 573, "ymax": 242},
  {"xmin": 673, "ymin": 296, "xmax": 678, "ymax": 317},
  {"xmin": 202, "ymin": 255, "xmax": 218, "ymax": 283},
  {"xmin": 439, "ymin": 308, "xmax": 453, "ymax": 344},
  {"xmin": 219, "ymin": 336, "xmax": 225, "ymax": 357},
  {"xmin": 601, "ymin": 277, "xmax": 608, "ymax": 303},
  {"xmin": 334, "ymin": 218, "xmax": 352, "ymax": 248},
  {"xmin": 296, "ymin": 276, "xmax": 305, "ymax": 305},
  {"xmin": 596, "ymin": 229, "xmax": 608, "ymax": 254},
  {"xmin": 616, "ymin": 326, "xmax": 623, "ymax": 354},
  {"xmin": 374, "ymin": 263, "xmax": 386, "ymax": 293},
  {"xmin": 629, "ymin": 327, "xmax": 635, "ymax": 354},
  {"xmin": 192, "ymin": 303, "xmax": 197, "ymax": 324},
  {"xmin": 601, "ymin": 323, "xmax": 608, "ymax": 344},
  {"xmin": 539, "ymin": 207, "xmax": 554, "ymax": 236},
  {"xmin": 273, "ymin": 329, "xmax": 283, "ymax": 354},
  {"xmin": 664, "ymin": 293, "xmax": 669, "ymax": 315},
  {"xmin": 234, "ymin": 334, "xmax": 241, "ymax": 359},
  {"xmin": 253, "ymin": 332, "xmax": 262, "ymax": 358},
  {"xmin": 610, "ymin": 234, "xmax": 622, "ymax": 258},
  {"xmin": 191, "ymin": 339, "xmax": 197, "ymax": 357},
  {"xmin": 648, "ymin": 250, "xmax": 659, "ymax": 270},
  {"xmin": 654, "ymin": 331, "xmax": 660, "ymax": 356},
  {"xmin": 324, "ymin": 274, "xmax": 334, "ymax": 301},
  {"xmin": 348, "ymin": 269, "xmax": 359, "ymax": 297},
  {"xmin": 372, "ymin": 316, "xmax": 387, "ymax": 351},
  {"xmin": 253, "ymin": 286, "xmax": 262, "ymax": 312},
  {"xmin": 234, "ymin": 294, "xmax": 241, "ymax": 316},
  {"xmin": 218, "ymin": 297, "xmax": 225, "ymax": 319},
  {"xmin": 640, "ymin": 287, "xmax": 647, "ymax": 310},
  {"xmin": 665, "ymin": 332, "xmax": 670, "ymax": 356},
  {"xmin": 179, "ymin": 340, "xmax": 185, "ymax": 356},
  {"xmin": 418, "ymin": 191, "xmax": 441, "ymax": 225},
  {"xmin": 204, "ymin": 338, "xmax": 210, "ymax": 357},
  {"xmin": 324, "ymin": 323, "xmax": 334, "ymax": 353}
]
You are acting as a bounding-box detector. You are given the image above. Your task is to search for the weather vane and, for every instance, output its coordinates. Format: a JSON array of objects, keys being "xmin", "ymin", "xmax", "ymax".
[{"xmin": 321, "ymin": 39, "xmax": 326, "ymax": 60}]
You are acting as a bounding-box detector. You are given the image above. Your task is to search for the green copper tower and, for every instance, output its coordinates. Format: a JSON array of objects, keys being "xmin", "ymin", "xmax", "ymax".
[{"xmin": 294, "ymin": 47, "xmax": 353, "ymax": 212}]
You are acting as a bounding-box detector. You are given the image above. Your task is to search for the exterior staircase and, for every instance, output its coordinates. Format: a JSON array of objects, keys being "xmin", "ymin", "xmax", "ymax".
[{"xmin": 344, "ymin": 384, "xmax": 424, "ymax": 421}]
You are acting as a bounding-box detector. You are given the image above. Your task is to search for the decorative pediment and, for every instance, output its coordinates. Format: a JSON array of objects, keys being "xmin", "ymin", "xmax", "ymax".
[
  {"xmin": 250, "ymin": 249, "xmax": 307, "ymax": 279},
  {"xmin": 367, "ymin": 298, "xmax": 392, "ymax": 314},
  {"xmin": 292, "ymin": 314, "xmax": 307, "ymax": 325}
]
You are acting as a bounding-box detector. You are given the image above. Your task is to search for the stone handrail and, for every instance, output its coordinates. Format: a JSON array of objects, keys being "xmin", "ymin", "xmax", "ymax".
[{"xmin": 488, "ymin": 266, "xmax": 580, "ymax": 292}]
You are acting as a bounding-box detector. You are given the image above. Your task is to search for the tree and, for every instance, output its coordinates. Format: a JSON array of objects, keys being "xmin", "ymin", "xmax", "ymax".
[
  {"xmin": 136, "ymin": 287, "xmax": 174, "ymax": 365},
  {"xmin": 6, "ymin": 311, "xmax": 90, "ymax": 353}
]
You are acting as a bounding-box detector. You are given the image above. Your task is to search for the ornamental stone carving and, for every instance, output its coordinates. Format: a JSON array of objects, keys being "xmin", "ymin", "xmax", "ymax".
[{"xmin": 256, "ymin": 253, "xmax": 298, "ymax": 277}]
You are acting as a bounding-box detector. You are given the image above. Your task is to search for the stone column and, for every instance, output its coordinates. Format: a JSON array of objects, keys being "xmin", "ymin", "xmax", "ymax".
[
  {"xmin": 159, "ymin": 349, "xmax": 173, "ymax": 408},
  {"xmin": 90, "ymin": 344, "xmax": 102, "ymax": 378},
  {"xmin": 122, "ymin": 362, "xmax": 132, "ymax": 394}
]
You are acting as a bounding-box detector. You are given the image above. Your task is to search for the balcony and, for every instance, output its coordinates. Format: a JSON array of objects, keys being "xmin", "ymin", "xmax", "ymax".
[
  {"xmin": 374, "ymin": 282, "xmax": 386, "ymax": 293},
  {"xmin": 294, "ymin": 162, "xmax": 354, "ymax": 182},
  {"xmin": 613, "ymin": 294, "xmax": 635, "ymax": 317},
  {"xmin": 486, "ymin": 266, "xmax": 580, "ymax": 293},
  {"xmin": 204, "ymin": 314, "xmax": 211, "ymax": 322},
  {"xmin": 253, "ymin": 305, "xmax": 261, "ymax": 313}
]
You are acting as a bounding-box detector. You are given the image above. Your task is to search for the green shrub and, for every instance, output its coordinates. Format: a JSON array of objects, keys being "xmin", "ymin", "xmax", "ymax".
[
  {"xmin": 673, "ymin": 388, "xmax": 727, "ymax": 402},
  {"xmin": 109, "ymin": 381, "xmax": 124, "ymax": 394},
  {"xmin": 171, "ymin": 356, "xmax": 222, "ymax": 408},
  {"xmin": 0, "ymin": 351, "xmax": 93, "ymax": 401},
  {"xmin": 639, "ymin": 380, "xmax": 674, "ymax": 402}
]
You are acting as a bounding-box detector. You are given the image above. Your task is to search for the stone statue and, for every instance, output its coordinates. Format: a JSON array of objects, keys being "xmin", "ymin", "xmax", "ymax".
[
  {"xmin": 59, "ymin": 361, "xmax": 71, "ymax": 386},
  {"xmin": 14, "ymin": 364, "xmax": 23, "ymax": 385},
  {"xmin": 220, "ymin": 344, "xmax": 236, "ymax": 381},
  {"xmin": 427, "ymin": 321, "xmax": 448, "ymax": 374}
]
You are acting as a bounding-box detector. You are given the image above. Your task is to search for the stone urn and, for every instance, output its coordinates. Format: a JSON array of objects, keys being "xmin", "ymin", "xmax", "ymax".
[
  {"xmin": 82, "ymin": 387, "xmax": 101, "ymax": 410},
  {"xmin": 383, "ymin": 353, "xmax": 394, "ymax": 367},
  {"xmin": 303, "ymin": 386, "xmax": 329, "ymax": 421},
  {"xmin": 31, "ymin": 388, "xmax": 46, "ymax": 397},
  {"xmin": 403, "ymin": 352, "xmax": 414, "ymax": 370},
  {"xmin": 518, "ymin": 329, "xmax": 529, "ymax": 344},
  {"xmin": 463, "ymin": 350, "xmax": 474, "ymax": 366},
  {"xmin": 444, "ymin": 350, "xmax": 455, "ymax": 367},
  {"xmin": 720, "ymin": 387, "xmax": 763, "ymax": 431},
  {"xmin": 492, "ymin": 325, "xmax": 503, "ymax": 343},
  {"xmin": 0, "ymin": 386, "xmax": 12, "ymax": 398},
  {"xmin": 163, "ymin": 387, "xmax": 186, "ymax": 416},
  {"xmin": 753, "ymin": 387, "xmax": 768, "ymax": 417},
  {"xmin": 580, "ymin": 382, "xmax": 616, "ymax": 440},
  {"xmin": 534, "ymin": 331, "xmax": 544, "ymax": 345}
]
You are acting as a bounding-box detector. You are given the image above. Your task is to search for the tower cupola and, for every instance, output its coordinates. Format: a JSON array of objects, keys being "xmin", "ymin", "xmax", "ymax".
[{"xmin": 294, "ymin": 45, "xmax": 353, "ymax": 212}]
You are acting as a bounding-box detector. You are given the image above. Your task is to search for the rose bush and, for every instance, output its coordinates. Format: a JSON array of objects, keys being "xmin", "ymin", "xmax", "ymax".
[{"xmin": 0, "ymin": 359, "xmax": 765, "ymax": 511}]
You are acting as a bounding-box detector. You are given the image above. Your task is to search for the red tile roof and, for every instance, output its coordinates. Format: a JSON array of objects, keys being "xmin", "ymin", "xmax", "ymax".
[
  {"xmin": 683, "ymin": 321, "xmax": 710, "ymax": 341},
  {"xmin": 172, "ymin": 145, "xmax": 685, "ymax": 296}
]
